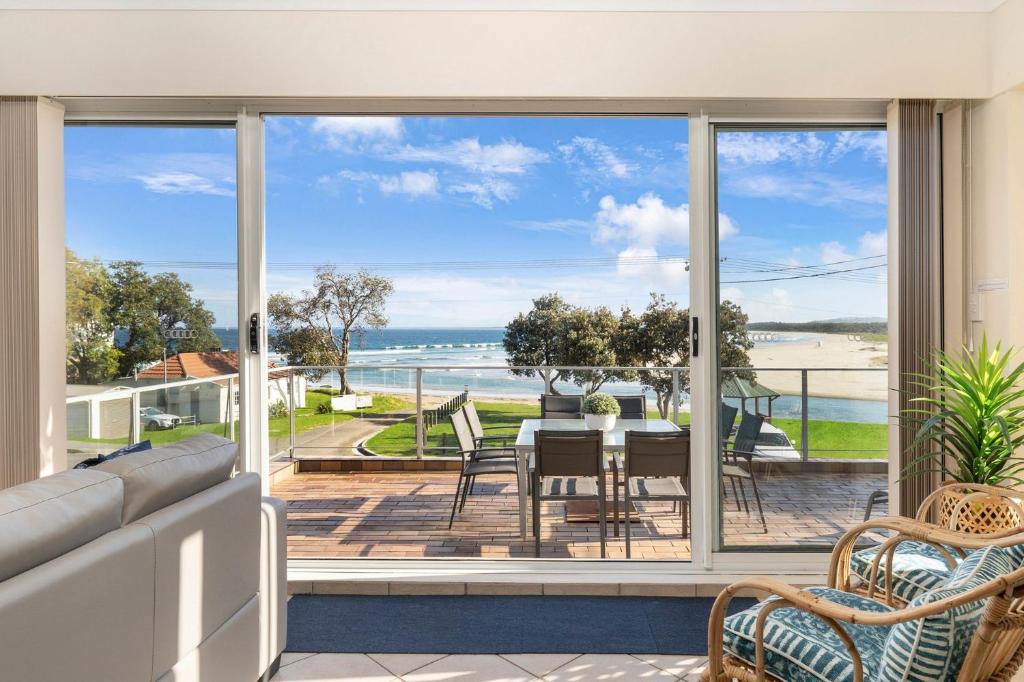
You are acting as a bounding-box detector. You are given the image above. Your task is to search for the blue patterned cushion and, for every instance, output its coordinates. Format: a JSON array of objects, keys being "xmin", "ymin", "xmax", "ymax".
[
  {"xmin": 879, "ymin": 545, "xmax": 1015, "ymax": 681},
  {"xmin": 1003, "ymin": 541, "xmax": 1024, "ymax": 567},
  {"xmin": 722, "ymin": 587, "xmax": 895, "ymax": 682},
  {"xmin": 850, "ymin": 540, "xmax": 959, "ymax": 603}
]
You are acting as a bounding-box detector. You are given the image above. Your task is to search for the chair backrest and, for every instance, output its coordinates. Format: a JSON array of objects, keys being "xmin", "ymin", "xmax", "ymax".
[
  {"xmin": 614, "ymin": 395, "xmax": 646, "ymax": 420},
  {"xmin": 448, "ymin": 407, "xmax": 475, "ymax": 453},
  {"xmin": 733, "ymin": 411, "xmax": 764, "ymax": 453},
  {"xmin": 534, "ymin": 430, "xmax": 602, "ymax": 477},
  {"xmin": 463, "ymin": 401, "xmax": 484, "ymax": 439},
  {"xmin": 624, "ymin": 430, "xmax": 690, "ymax": 479},
  {"xmin": 720, "ymin": 403, "xmax": 739, "ymax": 441},
  {"xmin": 540, "ymin": 394, "xmax": 583, "ymax": 420}
]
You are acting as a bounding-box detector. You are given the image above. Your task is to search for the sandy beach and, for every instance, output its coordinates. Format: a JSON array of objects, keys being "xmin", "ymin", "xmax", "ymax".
[{"xmin": 747, "ymin": 333, "xmax": 888, "ymax": 402}]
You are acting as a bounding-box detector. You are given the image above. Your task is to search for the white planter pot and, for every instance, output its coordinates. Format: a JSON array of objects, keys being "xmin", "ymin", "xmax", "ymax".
[{"xmin": 584, "ymin": 413, "xmax": 617, "ymax": 431}]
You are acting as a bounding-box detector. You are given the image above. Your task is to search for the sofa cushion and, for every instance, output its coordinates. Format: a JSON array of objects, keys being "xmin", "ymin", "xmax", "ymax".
[
  {"xmin": 134, "ymin": 473, "xmax": 260, "ymax": 678},
  {"xmin": 95, "ymin": 434, "xmax": 237, "ymax": 524},
  {"xmin": 879, "ymin": 545, "xmax": 1015, "ymax": 681},
  {"xmin": 0, "ymin": 469, "xmax": 123, "ymax": 582},
  {"xmin": 722, "ymin": 586, "xmax": 895, "ymax": 682},
  {"xmin": 850, "ymin": 540, "xmax": 960, "ymax": 603},
  {"xmin": 0, "ymin": 524, "xmax": 155, "ymax": 682}
]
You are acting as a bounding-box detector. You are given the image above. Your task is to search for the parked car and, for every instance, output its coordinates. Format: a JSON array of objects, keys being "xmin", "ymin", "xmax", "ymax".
[{"xmin": 140, "ymin": 406, "xmax": 181, "ymax": 430}]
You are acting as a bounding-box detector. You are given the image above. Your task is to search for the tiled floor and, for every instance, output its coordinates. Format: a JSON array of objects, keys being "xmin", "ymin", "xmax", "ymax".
[
  {"xmin": 272, "ymin": 652, "xmax": 709, "ymax": 681},
  {"xmin": 273, "ymin": 470, "xmax": 886, "ymax": 559}
]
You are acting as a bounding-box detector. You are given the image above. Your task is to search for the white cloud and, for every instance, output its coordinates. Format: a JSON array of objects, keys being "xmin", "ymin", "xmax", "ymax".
[
  {"xmin": 727, "ymin": 173, "xmax": 886, "ymax": 207},
  {"xmin": 511, "ymin": 218, "xmax": 591, "ymax": 235},
  {"xmin": 311, "ymin": 117, "xmax": 404, "ymax": 148},
  {"xmin": 448, "ymin": 178, "xmax": 516, "ymax": 209},
  {"xmin": 379, "ymin": 170, "xmax": 439, "ymax": 198},
  {"xmin": 320, "ymin": 168, "xmax": 438, "ymax": 200},
  {"xmin": 133, "ymin": 172, "xmax": 235, "ymax": 197},
  {"xmin": 594, "ymin": 193, "xmax": 737, "ymax": 249},
  {"xmin": 820, "ymin": 229, "xmax": 888, "ymax": 265},
  {"xmin": 718, "ymin": 132, "xmax": 827, "ymax": 165},
  {"xmin": 70, "ymin": 152, "xmax": 236, "ymax": 198},
  {"xmin": 858, "ymin": 230, "xmax": 887, "ymax": 257},
  {"xmin": 820, "ymin": 241, "xmax": 852, "ymax": 264},
  {"xmin": 830, "ymin": 131, "xmax": 887, "ymax": 165},
  {"xmin": 558, "ymin": 136, "xmax": 638, "ymax": 180},
  {"xmin": 388, "ymin": 138, "xmax": 548, "ymax": 175}
]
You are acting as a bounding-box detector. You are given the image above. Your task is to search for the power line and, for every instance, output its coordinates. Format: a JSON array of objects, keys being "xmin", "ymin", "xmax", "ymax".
[
  {"xmin": 76, "ymin": 251, "xmax": 887, "ymax": 284},
  {"xmin": 720, "ymin": 263, "xmax": 886, "ymax": 284}
]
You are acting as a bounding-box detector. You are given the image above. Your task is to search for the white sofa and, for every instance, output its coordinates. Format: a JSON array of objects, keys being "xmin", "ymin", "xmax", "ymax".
[{"xmin": 0, "ymin": 435, "xmax": 287, "ymax": 682}]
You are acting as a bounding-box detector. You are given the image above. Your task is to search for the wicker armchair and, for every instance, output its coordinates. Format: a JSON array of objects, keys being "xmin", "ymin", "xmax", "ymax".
[
  {"xmin": 704, "ymin": 484, "xmax": 1024, "ymax": 682},
  {"xmin": 833, "ymin": 483, "xmax": 1024, "ymax": 606},
  {"xmin": 704, "ymin": 554, "xmax": 1024, "ymax": 681}
]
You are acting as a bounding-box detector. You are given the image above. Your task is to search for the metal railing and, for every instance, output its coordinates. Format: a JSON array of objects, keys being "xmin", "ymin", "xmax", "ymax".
[
  {"xmin": 281, "ymin": 364, "xmax": 888, "ymax": 460},
  {"xmin": 65, "ymin": 364, "xmax": 887, "ymax": 462}
]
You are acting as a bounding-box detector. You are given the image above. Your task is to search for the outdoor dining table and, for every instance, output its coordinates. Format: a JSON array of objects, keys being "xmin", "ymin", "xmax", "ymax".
[{"xmin": 512, "ymin": 418, "xmax": 682, "ymax": 539}]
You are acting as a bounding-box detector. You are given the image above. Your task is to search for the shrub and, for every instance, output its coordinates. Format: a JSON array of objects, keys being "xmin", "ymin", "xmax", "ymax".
[
  {"xmin": 583, "ymin": 392, "xmax": 621, "ymax": 416},
  {"xmin": 315, "ymin": 402, "xmax": 333, "ymax": 415},
  {"xmin": 268, "ymin": 400, "xmax": 289, "ymax": 419}
]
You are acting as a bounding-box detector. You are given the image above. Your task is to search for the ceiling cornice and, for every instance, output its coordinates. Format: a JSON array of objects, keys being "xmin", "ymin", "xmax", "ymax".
[{"xmin": 0, "ymin": 0, "xmax": 1008, "ymax": 12}]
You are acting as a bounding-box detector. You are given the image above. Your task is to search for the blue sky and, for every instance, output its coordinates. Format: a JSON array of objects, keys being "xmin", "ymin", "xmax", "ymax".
[{"xmin": 65, "ymin": 118, "xmax": 887, "ymax": 328}]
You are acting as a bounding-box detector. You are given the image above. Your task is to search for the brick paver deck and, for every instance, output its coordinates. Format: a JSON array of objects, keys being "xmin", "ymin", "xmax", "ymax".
[{"xmin": 273, "ymin": 470, "xmax": 887, "ymax": 560}]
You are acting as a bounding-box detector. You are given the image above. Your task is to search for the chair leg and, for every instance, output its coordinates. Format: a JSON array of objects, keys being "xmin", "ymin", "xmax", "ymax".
[
  {"xmin": 598, "ymin": 482, "xmax": 607, "ymax": 559},
  {"xmin": 748, "ymin": 472, "xmax": 768, "ymax": 533},
  {"xmin": 448, "ymin": 469, "xmax": 465, "ymax": 529},
  {"xmin": 613, "ymin": 469, "xmax": 620, "ymax": 538},
  {"xmin": 624, "ymin": 486, "xmax": 631, "ymax": 559},
  {"xmin": 737, "ymin": 478, "xmax": 751, "ymax": 514},
  {"xmin": 459, "ymin": 475, "xmax": 473, "ymax": 512},
  {"xmin": 533, "ymin": 473, "xmax": 541, "ymax": 558},
  {"xmin": 729, "ymin": 477, "xmax": 742, "ymax": 511},
  {"xmin": 681, "ymin": 498, "xmax": 689, "ymax": 539},
  {"xmin": 469, "ymin": 478, "xmax": 477, "ymax": 496}
]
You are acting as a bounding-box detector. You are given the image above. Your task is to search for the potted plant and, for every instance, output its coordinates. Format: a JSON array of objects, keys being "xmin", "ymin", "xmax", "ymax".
[
  {"xmin": 904, "ymin": 337, "xmax": 1024, "ymax": 532},
  {"xmin": 583, "ymin": 392, "xmax": 621, "ymax": 431}
]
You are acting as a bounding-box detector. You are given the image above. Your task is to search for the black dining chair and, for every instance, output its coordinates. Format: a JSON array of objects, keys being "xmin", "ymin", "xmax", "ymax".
[
  {"xmin": 531, "ymin": 429, "xmax": 607, "ymax": 558},
  {"xmin": 622, "ymin": 430, "xmax": 691, "ymax": 558},
  {"xmin": 722, "ymin": 411, "xmax": 768, "ymax": 533},
  {"xmin": 614, "ymin": 395, "xmax": 647, "ymax": 420},
  {"xmin": 540, "ymin": 394, "xmax": 583, "ymax": 419},
  {"xmin": 447, "ymin": 408, "xmax": 519, "ymax": 529}
]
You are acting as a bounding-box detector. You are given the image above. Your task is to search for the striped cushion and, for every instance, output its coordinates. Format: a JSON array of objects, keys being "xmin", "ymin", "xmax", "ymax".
[
  {"xmin": 850, "ymin": 540, "xmax": 959, "ymax": 603},
  {"xmin": 1004, "ymin": 541, "xmax": 1024, "ymax": 567},
  {"xmin": 722, "ymin": 587, "xmax": 895, "ymax": 682},
  {"xmin": 879, "ymin": 545, "xmax": 1015, "ymax": 681}
]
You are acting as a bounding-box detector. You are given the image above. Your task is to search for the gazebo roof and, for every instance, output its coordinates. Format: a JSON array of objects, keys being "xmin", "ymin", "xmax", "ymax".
[{"xmin": 720, "ymin": 376, "xmax": 780, "ymax": 400}]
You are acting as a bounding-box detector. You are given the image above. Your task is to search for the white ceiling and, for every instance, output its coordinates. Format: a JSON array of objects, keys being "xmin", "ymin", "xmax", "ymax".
[{"xmin": 0, "ymin": 0, "xmax": 1008, "ymax": 11}]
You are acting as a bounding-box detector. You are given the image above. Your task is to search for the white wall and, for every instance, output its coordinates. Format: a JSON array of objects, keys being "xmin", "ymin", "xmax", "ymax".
[
  {"xmin": 0, "ymin": 9, "xmax": 1000, "ymax": 99},
  {"xmin": 966, "ymin": 88, "xmax": 1024, "ymax": 349},
  {"xmin": 991, "ymin": 0, "xmax": 1024, "ymax": 95}
]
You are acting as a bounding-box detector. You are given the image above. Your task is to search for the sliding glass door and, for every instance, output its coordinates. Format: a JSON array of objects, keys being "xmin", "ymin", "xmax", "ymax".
[
  {"xmin": 711, "ymin": 125, "xmax": 889, "ymax": 551},
  {"xmin": 64, "ymin": 124, "xmax": 241, "ymax": 469}
]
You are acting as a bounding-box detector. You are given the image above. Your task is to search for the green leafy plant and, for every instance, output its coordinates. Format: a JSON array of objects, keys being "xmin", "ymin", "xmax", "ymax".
[
  {"xmin": 583, "ymin": 393, "xmax": 621, "ymax": 416},
  {"xmin": 904, "ymin": 337, "xmax": 1024, "ymax": 486},
  {"xmin": 268, "ymin": 399, "xmax": 289, "ymax": 419},
  {"xmin": 315, "ymin": 402, "xmax": 333, "ymax": 415}
]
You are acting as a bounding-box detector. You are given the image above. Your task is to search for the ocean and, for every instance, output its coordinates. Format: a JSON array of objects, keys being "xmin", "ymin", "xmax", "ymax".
[{"xmin": 212, "ymin": 327, "xmax": 888, "ymax": 424}]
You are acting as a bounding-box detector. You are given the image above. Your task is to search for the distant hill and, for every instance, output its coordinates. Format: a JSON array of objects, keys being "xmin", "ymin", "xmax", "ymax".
[{"xmin": 747, "ymin": 317, "xmax": 887, "ymax": 335}]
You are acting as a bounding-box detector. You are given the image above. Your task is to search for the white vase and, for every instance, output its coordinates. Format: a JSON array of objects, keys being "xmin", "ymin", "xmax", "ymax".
[{"xmin": 584, "ymin": 413, "xmax": 616, "ymax": 431}]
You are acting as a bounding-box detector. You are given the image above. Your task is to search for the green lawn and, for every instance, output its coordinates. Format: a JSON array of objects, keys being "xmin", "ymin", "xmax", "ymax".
[
  {"xmin": 75, "ymin": 391, "xmax": 414, "ymax": 451},
  {"xmin": 364, "ymin": 400, "xmax": 885, "ymax": 459}
]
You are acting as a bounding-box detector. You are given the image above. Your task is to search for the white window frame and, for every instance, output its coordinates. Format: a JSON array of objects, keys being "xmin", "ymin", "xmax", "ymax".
[{"xmin": 62, "ymin": 97, "xmax": 890, "ymax": 583}]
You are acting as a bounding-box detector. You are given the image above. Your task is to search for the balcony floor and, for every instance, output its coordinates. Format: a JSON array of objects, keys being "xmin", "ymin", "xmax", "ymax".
[{"xmin": 274, "ymin": 470, "xmax": 887, "ymax": 560}]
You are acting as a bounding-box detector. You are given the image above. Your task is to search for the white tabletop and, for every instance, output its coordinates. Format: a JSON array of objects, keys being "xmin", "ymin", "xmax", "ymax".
[{"xmin": 514, "ymin": 418, "xmax": 681, "ymax": 452}]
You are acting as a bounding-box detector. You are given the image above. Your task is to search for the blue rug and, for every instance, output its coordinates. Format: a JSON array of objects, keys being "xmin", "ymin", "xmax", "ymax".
[{"xmin": 287, "ymin": 595, "xmax": 755, "ymax": 654}]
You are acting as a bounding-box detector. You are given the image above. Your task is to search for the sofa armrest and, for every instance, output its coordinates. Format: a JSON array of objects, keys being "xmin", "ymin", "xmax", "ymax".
[{"xmin": 259, "ymin": 496, "xmax": 288, "ymax": 680}]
